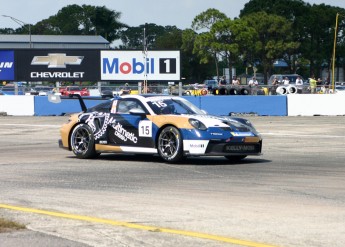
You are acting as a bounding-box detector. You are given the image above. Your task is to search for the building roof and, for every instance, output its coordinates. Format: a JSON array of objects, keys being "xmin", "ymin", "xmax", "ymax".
[
  {"xmin": 0, "ymin": 34, "xmax": 109, "ymax": 44},
  {"xmin": 0, "ymin": 34, "xmax": 110, "ymax": 48}
]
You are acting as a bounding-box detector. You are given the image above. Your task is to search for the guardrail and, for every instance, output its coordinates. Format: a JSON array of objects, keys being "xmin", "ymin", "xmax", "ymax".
[{"xmin": 1, "ymin": 93, "xmax": 345, "ymax": 117}]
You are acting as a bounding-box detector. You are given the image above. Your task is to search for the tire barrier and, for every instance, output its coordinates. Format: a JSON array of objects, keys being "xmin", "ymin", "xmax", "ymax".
[
  {"xmin": 201, "ymin": 88, "xmax": 208, "ymax": 96},
  {"xmin": 218, "ymin": 87, "xmax": 228, "ymax": 95},
  {"xmin": 276, "ymin": 86, "xmax": 288, "ymax": 95},
  {"xmin": 240, "ymin": 88, "xmax": 249, "ymax": 95},
  {"xmin": 228, "ymin": 88, "xmax": 239, "ymax": 95},
  {"xmin": 287, "ymin": 85, "xmax": 298, "ymax": 94},
  {"xmin": 276, "ymin": 85, "xmax": 299, "ymax": 95}
]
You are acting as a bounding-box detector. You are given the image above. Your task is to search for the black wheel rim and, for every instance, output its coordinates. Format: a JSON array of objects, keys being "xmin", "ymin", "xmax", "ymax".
[
  {"xmin": 72, "ymin": 126, "xmax": 91, "ymax": 155},
  {"xmin": 159, "ymin": 128, "xmax": 179, "ymax": 159}
]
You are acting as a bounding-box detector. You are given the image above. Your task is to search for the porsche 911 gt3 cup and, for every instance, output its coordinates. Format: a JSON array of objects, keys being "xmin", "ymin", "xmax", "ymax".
[{"xmin": 58, "ymin": 95, "xmax": 262, "ymax": 162}]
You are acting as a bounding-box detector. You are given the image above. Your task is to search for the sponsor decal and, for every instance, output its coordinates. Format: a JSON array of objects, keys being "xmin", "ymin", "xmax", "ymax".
[
  {"xmin": 82, "ymin": 112, "xmax": 116, "ymax": 140},
  {"xmin": 190, "ymin": 143, "xmax": 204, "ymax": 148},
  {"xmin": 210, "ymin": 133, "xmax": 223, "ymax": 136},
  {"xmin": 0, "ymin": 50, "xmax": 15, "ymax": 80},
  {"xmin": 113, "ymin": 122, "xmax": 138, "ymax": 143},
  {"xmin": 183, "ymin": 140, "xmax": 209, "ymax": 154},
  {"xmin": 231, "ymin": 132, "xmax": 254, "ymax": 137},
  {"xmin": 99, "ymin": 140, "xmax": 108, "ymax": 145},
  {"xmin": 225, "ymin": 145, "xmax": 256, "ymax": 152}
]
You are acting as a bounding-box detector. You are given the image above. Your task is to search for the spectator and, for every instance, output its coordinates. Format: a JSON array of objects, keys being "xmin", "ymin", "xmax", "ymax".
[
  {"xmin": 324, "ymin": 77, "xmax": 330, "ymax": 94},
  {"xmin": 248, "ymin": 76, "xmax": 259, "ymax": 95},
  {"xmin": 295, "ymin": 76, "xmax": 303, "ymax": 93},
  {"xmin": 232, "ymin": 76, "xmax": 240, "ymax": 85},
  {"xmin": 271, "ymin": 76, "xmax": 279, "ymax": 95},
  {"xmin": 282, "ymin": 76, "xmax": 290, "ymax": 85},
  {"xmin": 218, "ymin": 76, "xmax": 227, "ymax": 87},
  {"xmin": 309, "ymin": 76, "xmax": 317, "ymax": 94}
]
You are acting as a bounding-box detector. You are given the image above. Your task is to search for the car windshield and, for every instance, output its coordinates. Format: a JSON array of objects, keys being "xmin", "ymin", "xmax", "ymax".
[{"xmin": 147, "ymin": 98, "xmax": 205, "ymax": 115}]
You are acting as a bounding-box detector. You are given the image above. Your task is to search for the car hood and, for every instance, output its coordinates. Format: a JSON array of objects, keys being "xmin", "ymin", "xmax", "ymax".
[{"xmin": 186, "ymin": 114, "xmax": 255, "ymax": 131}]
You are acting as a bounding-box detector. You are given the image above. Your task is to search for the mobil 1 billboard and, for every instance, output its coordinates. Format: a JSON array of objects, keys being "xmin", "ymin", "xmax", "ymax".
[
  {"xmin": 15, "ymin": 49, "xmax": 100, "ymax": 81},
  {"xmin": 101, "ymin": 50, "xmax": 180, "ymax": 81}
]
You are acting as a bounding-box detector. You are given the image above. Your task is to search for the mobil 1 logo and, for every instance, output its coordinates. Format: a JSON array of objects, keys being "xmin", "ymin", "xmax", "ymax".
[{"xmin": 159, "ymin": 58, "xmax": 176, "ymax": 74}]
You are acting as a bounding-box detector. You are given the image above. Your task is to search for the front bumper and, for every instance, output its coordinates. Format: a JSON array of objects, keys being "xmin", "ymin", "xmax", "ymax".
[{"xmin": 204, "ymin": 140, "xmax": 262, "ymax": 156}]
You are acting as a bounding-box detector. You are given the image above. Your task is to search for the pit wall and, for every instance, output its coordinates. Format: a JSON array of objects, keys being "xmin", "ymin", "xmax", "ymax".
[{"xmin": 0, "ymin": 95, "xmax": 344, "ymax": 116}]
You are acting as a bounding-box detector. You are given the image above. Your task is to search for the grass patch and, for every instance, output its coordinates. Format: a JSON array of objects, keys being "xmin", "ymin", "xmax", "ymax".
[{"xmin": 0, "ymin": 217, "xmax": 26, "ymax": 233}]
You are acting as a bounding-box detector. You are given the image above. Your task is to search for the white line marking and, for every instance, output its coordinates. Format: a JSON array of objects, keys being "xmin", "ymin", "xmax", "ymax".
[
  {"xmin": 261, "ymin": 132, "xmax": 345, "ymax": 138},
  {"xmin": 0, "ymin": 124, "xmax": 60, "ymax": 128}
]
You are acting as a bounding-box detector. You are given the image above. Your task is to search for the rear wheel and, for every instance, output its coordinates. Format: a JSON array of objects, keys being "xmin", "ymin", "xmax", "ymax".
[
  {"xmin": 224, "ymin": 155, "xmax": 247, "ymax": 161},
  {"xmin": 70, "ymin": 123, "xmax": 99, "ymax": 159},
  {"xmin": 157, "ymin": 126, "xmax": 183, "ymax": 162}
]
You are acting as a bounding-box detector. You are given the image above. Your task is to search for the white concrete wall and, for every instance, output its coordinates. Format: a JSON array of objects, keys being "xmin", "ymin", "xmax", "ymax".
[
  {"xmin": 287, "ymin": 94, "xmax": 345, "ymax": 116},
  {"xmin": 0, "ymin": 96, "xmax": 35, "ymax": 116}
]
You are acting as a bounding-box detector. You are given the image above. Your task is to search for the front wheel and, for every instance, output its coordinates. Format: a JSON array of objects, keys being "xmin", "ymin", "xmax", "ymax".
[
  {"xmin": 70, "ymin": 123, "xmax": 99, "ymax": 159},
  {"xmin": 157, "ymin": 126, "xmax": 183, "ymax": 162},
  {"xmin": 224, "ymin": 155, "xmax": 247, "ymax": 161}
]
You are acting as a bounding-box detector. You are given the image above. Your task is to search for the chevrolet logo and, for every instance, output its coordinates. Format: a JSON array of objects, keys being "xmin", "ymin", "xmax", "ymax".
[{"xmin": 31, "ymin": 53, "xmax": 84, "ymax": 68}]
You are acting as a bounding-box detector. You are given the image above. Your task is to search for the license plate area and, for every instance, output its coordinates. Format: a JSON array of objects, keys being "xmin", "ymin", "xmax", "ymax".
[{"xmin": 224, "ymin": 144, "xmax": 257, "ymax": 153}]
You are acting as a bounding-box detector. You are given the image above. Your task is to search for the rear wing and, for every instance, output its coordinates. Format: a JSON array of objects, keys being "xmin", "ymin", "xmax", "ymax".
[{"xmin": 48, "ymin": 94, "xmax": 114, "ymax": 113}]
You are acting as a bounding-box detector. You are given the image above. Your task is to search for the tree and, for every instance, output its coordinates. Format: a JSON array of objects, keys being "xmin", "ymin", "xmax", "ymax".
[
  {"xmin": 191, "ymin": 9, "xmax": 228, "ymax": 78},
  {"xmin": 28, "ymin": 4, "xmax": 126, "ymax": 43},
  {"xmin": 181, "ymin": 29, "xmax": 215, "ymax": 82},
  {"xmin": 119, "ymin": 23, "xmax": 167, "ymax": 50},
  {"xmin": 241, "ymin": 12, "xmax": 300, "ymax": 82}
]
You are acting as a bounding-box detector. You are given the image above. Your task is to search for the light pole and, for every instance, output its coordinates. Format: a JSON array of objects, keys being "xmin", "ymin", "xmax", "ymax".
[{"xmin": 2, "ymin": 15, "xmax": 32, "ymax": 48}]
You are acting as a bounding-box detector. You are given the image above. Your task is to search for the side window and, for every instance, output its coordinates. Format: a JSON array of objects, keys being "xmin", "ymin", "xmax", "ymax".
[{"xmin": 116, "ymin": 99, "xmax": 146, "ymax": 114}]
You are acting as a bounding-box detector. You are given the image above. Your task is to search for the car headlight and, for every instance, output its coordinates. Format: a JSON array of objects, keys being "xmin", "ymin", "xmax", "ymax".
[{"xmin": 189, "ymin": 118, "xmax": 207, "ymax": 130}]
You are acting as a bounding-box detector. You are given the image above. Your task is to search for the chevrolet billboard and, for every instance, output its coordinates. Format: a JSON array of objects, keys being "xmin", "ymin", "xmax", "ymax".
[{"xmin": 16, "ymin": 50, "xmax": 100, "ymax": 81}]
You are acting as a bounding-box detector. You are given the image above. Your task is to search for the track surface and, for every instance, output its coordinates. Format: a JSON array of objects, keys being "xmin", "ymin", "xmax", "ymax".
[{"xmin": 0, "ymin": 116, "xmax": 344, "ymax": 247}]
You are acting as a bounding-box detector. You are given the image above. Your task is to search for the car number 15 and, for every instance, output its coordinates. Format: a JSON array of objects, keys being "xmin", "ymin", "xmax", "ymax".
[{"xmin": 139, "ymin": 120, "xmax": 152, "ymax": 137}]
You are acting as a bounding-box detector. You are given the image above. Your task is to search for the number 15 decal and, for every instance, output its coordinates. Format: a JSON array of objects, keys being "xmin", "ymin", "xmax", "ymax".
[
  {"xmin": 159, "ymin": 58, "xmax": 176, "ymax": 74},
  {"xmin": 139, "ymin": 120, "xmax": 152, "ymax": 137}
]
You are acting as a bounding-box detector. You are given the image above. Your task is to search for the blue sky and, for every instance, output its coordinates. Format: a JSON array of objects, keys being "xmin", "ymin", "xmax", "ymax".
[{"xmin": 1, "ymin": 0, "xmax": 345, "ymax": 30}]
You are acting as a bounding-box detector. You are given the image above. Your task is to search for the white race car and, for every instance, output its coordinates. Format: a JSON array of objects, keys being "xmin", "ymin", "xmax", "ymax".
[{"xmin": 58, "ymin": 95, "xmax": 262, "ymax": 163}]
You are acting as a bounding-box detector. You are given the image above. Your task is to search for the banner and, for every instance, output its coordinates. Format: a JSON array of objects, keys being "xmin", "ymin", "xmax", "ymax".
[
  {"xmin": 15, "ymin": 49, "xmax": 100, "ymax": 81},
  {"xmin": 0, "ymin": 50, "xmax": 15, "ymax": 81},
  {"xmin": 101, "ymin": 50, "xmax": 180, "ymax": 81}
]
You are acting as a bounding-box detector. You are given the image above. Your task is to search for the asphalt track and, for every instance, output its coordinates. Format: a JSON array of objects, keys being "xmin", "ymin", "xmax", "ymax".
[{"xmin": 0, "ymin": 116, "xmax": 344, "ymax": 247}]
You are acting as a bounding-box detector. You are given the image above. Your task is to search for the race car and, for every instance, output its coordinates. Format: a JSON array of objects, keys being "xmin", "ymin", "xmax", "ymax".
[{"xmin": 58, "ymin": 95, "xmax": 262, "ymax": 162}]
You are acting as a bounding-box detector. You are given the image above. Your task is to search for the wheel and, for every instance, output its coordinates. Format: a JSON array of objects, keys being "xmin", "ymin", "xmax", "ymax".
[
  {"xmin": 224, "ymin": 155, "xmax": 247, "ymax": 161},
  {"xmin": 157, "ymin": 126, "xmax": 183, "ymax": 162},
  {"xmin": 70, "ymin": 123, "xmax": 99, "ymax": 159}
]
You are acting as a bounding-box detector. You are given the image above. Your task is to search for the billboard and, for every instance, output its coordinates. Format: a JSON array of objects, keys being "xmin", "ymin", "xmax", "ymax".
[
  {"xmin": 101, "ymin": 50, "xmax": 180, "ymax": 81},
  {"xmin": 15, "ymin": 50, "xmax": 100, "ymax": 81},
  {"xmin": 0, "ymin": 50, "xmax": 15, "ymax": 81}
]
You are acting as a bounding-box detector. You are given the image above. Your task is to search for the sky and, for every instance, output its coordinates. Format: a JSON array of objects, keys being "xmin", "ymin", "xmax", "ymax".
[{"xmin": 1, "ymin": 0, "xmax": 345, "ymax": 30}]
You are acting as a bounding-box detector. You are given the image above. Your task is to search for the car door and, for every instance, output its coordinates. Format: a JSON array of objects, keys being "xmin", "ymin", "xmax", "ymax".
[{"xmin": 107, "ymin": 98, "xmax": 155, "ymax": 148}]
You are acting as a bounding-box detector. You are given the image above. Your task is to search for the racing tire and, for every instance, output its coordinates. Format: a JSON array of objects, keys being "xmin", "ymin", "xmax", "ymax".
[
  {"xmin": 157, "ymin": 126, "xmax": 184, "ymax": 163},
  {"xmin": 224, "ymin": 155, "xmax": 247, "ymax": 161},
  {"xmin": 218, "ymin": 87, "xmax": 228, "ymax": 95},
  {"xmin": 228, "ymin": 88, "xmax": 238, "ymax": 95},
  {"xmin": 240, "ymin": 88, "xmax": 249, "ymax": 95},
  {"xmin": 70, "ymin": 123, "xmax": 99, "ymax": 159}
]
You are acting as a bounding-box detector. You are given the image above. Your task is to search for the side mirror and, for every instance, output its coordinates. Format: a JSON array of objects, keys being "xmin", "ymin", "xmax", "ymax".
[{"xmin": 129, "ymin": 108, "xmax": 146, "ymax": 116}]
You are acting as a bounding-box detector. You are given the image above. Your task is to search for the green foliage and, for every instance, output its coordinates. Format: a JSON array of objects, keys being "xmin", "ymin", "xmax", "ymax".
[
  {"xmin": 241, "ymin": 11, "xmax": 299, "ymax": 80},
  {"xmin": 28, "ymin": 4, "xmax": 126, "ymax": 43}
]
